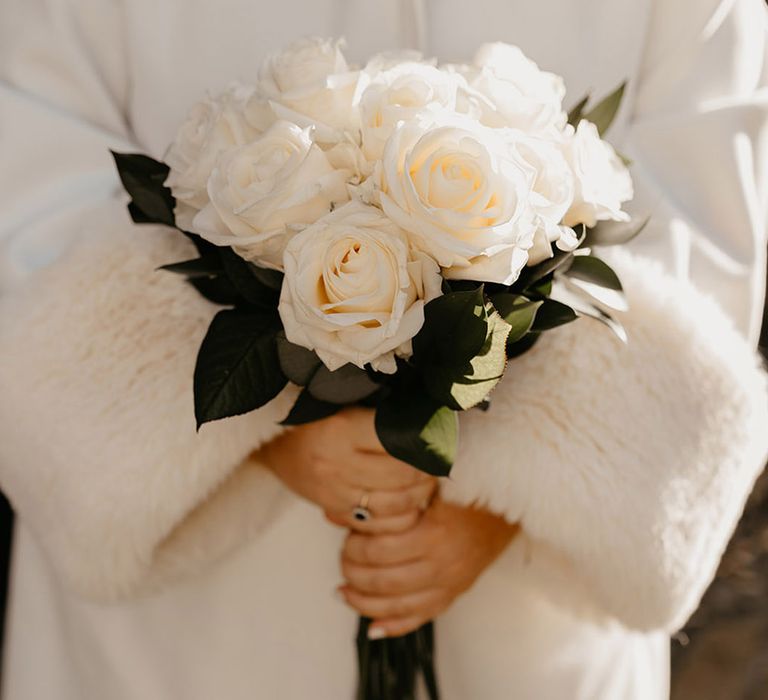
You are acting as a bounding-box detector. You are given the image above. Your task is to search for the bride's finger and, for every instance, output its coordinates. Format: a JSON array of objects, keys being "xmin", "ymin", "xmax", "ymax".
[
  {"xmin": 366, "ymin": 616, "xmax": 429, "ymax": 640},
  {"xmin": 341, "ymin": 558, "xmax": 435, "ymax": 596},
  {"xmin": 325, "ymin": 508, "xmax": 420, "ymax": 534},
  {"xmin": 342, "ymin": 452, "xmax": 433, "ymax": 491},
  {"xmin": 366, "ymin": 480, "xmax": 435, "ymax": 517},
  {"xmin": 343, "ymin": 528, "xmax": 431, "ymax": 566},
  {"xmin": 339, "ymin": 586, "xmax": 444, "ymax": 621}
]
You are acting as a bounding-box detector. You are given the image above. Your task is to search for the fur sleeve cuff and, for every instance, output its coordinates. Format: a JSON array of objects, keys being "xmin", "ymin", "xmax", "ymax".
[
  {"xmin": 0, "ymin": 213, "xmax": 296, "ymax": 599},
  {"xmin": 442, "ymin": 251, "xmax": 768, "ymax": 632}
]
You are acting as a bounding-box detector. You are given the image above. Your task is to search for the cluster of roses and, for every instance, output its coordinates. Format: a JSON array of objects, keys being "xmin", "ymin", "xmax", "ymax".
[{"xmin": 163, "ymin": 37, "xmax": 633, "ymax": 374}]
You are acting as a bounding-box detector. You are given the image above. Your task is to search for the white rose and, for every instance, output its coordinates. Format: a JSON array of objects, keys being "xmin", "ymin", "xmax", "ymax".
[
  {"xmin": 255, "ymin": 37, "xmax": 360, "ymax": 142},
  {"xmin": 562, "ymin": 120, "xmax": 633, "ymax": 227},
  {"xmin": 450, "ymin": 43, "xmax": 566, "ymax": 133},
  {"xmin": 378, "ymin": 109, "xmax": 537, "ymax": 285},
  {"xmin": 359, "ymin": 62, "xmax": 460, "ymax": 160},
  {"xmin": 512, "ymin": 134, "xmax": 579, "ymax": 265},
  {"xmin": 192, "ymin": 121, "xmax": 350, "ymax": 268},
  {"xmin": 165, "ymin": 84, "xmax": 260, "ymax": 229},
  {"xmin": 279, "ymin": 201, "xmax": 442, "ymax": 373}
]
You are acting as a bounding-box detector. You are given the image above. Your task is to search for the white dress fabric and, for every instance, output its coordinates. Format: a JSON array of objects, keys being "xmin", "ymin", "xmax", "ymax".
[{"xmin": 1, "ymin": 1, "xmax": 768, "ymax": 699}]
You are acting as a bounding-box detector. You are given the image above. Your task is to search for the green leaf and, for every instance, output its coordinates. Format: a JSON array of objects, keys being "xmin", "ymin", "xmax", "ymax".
[
  {"xmin": 159, "ymin": 257, "xmax": 223, "ymax": 278},
  {"xmin": 574, "ymin": 303, "xmax": 628, "ymax": 343},
  {"xmin": 194, "ymin": 309, "xmax": 287, "ymax": 427},
  {"xmin": 584, "ymin": 216, "xmax": 649, "ymax": 247},
  {"xmin": 281, "ymin": 388, "xmax": 342, "ymax": 425},
  {"xmin": 565, "ymin": 256, "xmax": 623, "ymax": 291},
  {"xmin": 249, "ymin": 265, "xmax": 284, "ymax": 291},
  {"xmin": 514, "ymin": 249, "xmax": 575, "ymax": 291},
  {"xmin": 561, "ymin": 275, "xmax": 628, "ymax": 313},
  {"xmin": 490, "ymin": 294, "xmax": 543, "ymax": 344},
  {"xmin": 583, "ymin": 81, "xmax": 626, "ymax": 136},
  {"xmin": 188, "ymin": 275, "xmax": 241, "ymax": 306},
  {"xmin": 307, "ymin": 363, "xmax": 380, "ymax": 404},
  {"xmin": 530, "ymin": 299, "xmax": 578, "ymax": 331},
  {"xmin": 111, "ymin": 151, "xmax": 176, "ymax": 227},
  {"xmin": 422, "ymin": 307, "xmax": 511, "ymax": 411},
  {"xmin": 375, "ymin": 391, "xmax": 458, "ymax": 477},
  {"xmin": 567, "ymin": 93, "xmax": 590, "ymax": 126},
  {"xmin": 413, "ymin": 288, "xmax": 488, "ymax": 367},
  {"xmin": 441, "ymin": 311, "xmax": 511, "ymax": 410},
  {"xmin": 219, "ymin": 248, "xmax": 281, "ymax": 308},
  {"xmin": 276, "ymin": 334, "xmax": 322, "ymax": 386},
  {"xmin": 183, "ymin": 232, "xmax": 220, "ymax": 258},
  {"xmin": 506, "ymin": 332, "xmax": 540, "ymax": 359}
]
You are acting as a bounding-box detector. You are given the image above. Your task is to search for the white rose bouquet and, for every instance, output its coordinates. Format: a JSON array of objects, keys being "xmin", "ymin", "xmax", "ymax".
[{"xmin": 113, "ymin": 36, "xmax": 644, "ymax": 700}]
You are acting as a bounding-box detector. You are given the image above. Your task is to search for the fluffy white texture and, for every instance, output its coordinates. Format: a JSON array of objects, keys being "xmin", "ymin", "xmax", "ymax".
[
  {"xmin": 0, "ymin": 208, "xmax": 764, "ymax": 636},
  {"xmin": 378, "ymin": 109, "xmax": 538, "ymax": 284},
  {"xmin": 442, "ymin": 249, "xmax": 768, "ymax": 632},
  {"xmin": 164, "ymin": 84, "xmax": 260, "ymax": 229},
  {"xmin": 0, "ymin": 213, "xmax": 297, "ymax": 599},
  {"xmin": 279, "ymin": 201, "xmax": 442, "ymax": 372},
  {"xmin": 192, "ymin": 120, "xmax": 349, "ymax": 268}
]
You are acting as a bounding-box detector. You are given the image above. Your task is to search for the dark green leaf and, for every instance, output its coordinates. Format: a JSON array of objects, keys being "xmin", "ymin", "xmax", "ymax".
[
  {"xmin": 506, "ymin": 332, "xmax": 540, "ymax": 358},
  {"xmin": 583, "ymin": 81, "xmax": 626, "ymax": 136},
  {"xmin": 111, "ymin": 151, "xmax": 176, "ymax": 227},
  {"xmin": 219, "ymin": 248, "xmax": 281, "ymax": 308},
  {"xmin": 159, "ymin": 257, "xmax": 223, "ymax": 278},
  {"xmin": 530, "ymin": 299, "xmax": 578, "ymax": 331},
  {"xmin": 307, "ymin": 363, "xmax": 380, "ymax": 404},
  {"xmin": 249, "ymin": 265, "xmax": 284, "ymax": 291},
  {"xmin": 567, "ymin": 93, "xmax": 590, "ymax": 126},
  {"xmin": 276, "ymin": 334, "xmax": 322, "ymax": 386},
  {"xmin": 182, "ymin": 231, "xmax": 220, "ymax": 258},
  {"xmin": 194, "ymin": 309, "xmax": 286, "ymax": 427},
  {"xmin": 281, "ymin": 388, "xmax": 342, "ymax": 425},
  {"xmin": 188, "ymin": 275, "xmax": 241, "ymax": 306},
  {"xmin": 514, "ymin": 249, "xmax": 575, "ymax": 291},
  {"xmin": 428, "ymin": 311, "xmax": 510, "ymax": 411},
  {"xmin": 490, "ymin": 294, "xmax": 543, "ymax": 344},
  {"xmin": 584, "ymin": 216, "xmax": 649, "ymax": 247},
  {"xmin": 413, "ymin": 288, "xmax": 488, "ymax": 367},
  {"xmin": 375, "ymin": 391, "xmax": 458, "ymax": 477},
  {"xmin": 560, "ymin": 275, "xmax": 628, "ymax": 313},
  {"xmin": 565, "ymin": 255, "xmax": 623, "ymax": 291}
]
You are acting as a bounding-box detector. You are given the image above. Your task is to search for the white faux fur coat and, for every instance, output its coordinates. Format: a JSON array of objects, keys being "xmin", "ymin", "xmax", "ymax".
[{"xmin": 1, "ymin": 1, "xmax": 768, "ymax": 699}]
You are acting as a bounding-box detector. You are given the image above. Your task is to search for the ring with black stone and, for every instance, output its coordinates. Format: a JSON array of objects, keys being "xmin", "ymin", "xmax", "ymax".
[{"xmin": 352, "ymin": 491, "xmax": 372, "ymax": 522}]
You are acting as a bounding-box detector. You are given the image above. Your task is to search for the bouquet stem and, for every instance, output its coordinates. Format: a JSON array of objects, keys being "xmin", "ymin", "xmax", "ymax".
[{"xmin": 356, "ymin": 617, "xmax": 440, "ymax": 700}]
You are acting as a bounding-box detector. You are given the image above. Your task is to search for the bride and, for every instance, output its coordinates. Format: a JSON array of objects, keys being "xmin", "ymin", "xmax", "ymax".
[{"xmin": 1, "ymin": 1, "xmax": 767, "ymax": 698}]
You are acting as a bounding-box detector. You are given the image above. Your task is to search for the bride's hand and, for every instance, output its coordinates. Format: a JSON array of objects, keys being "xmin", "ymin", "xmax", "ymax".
[
  {"xmin": 259, "ymin": 408, "xmax": 436, "ymax": 534},
  {"xmin": 338, "ymin": 495, "xmax": 519, "ymax": 637}
]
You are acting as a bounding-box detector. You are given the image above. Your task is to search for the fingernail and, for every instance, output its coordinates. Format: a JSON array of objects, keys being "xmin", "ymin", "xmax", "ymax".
[
  {"xmin": 334, "ymin": 587, "xmax": 346, "ymax": 601},
  {"xmin": 368, "ymin": 627, "xmax": 387, "ymax": 640}
]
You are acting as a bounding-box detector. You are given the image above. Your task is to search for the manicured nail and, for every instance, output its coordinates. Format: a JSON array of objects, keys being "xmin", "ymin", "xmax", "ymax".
[
  {"xmin": 334, "ymin": 587, "xmax": 346, "ymax": 601},
  {"xmin": 368, "ymin": 627, "xmax": 387, "ymax": 640}
]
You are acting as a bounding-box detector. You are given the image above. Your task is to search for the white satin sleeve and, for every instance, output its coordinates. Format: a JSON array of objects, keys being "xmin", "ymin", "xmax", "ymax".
[
  {"xmin": 0, "ymin": 0, "xmax": 293, "ymax": 600},
  {"xmin": 624, "ymin": 0, "xmax": 768, "ymax": 342}
]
